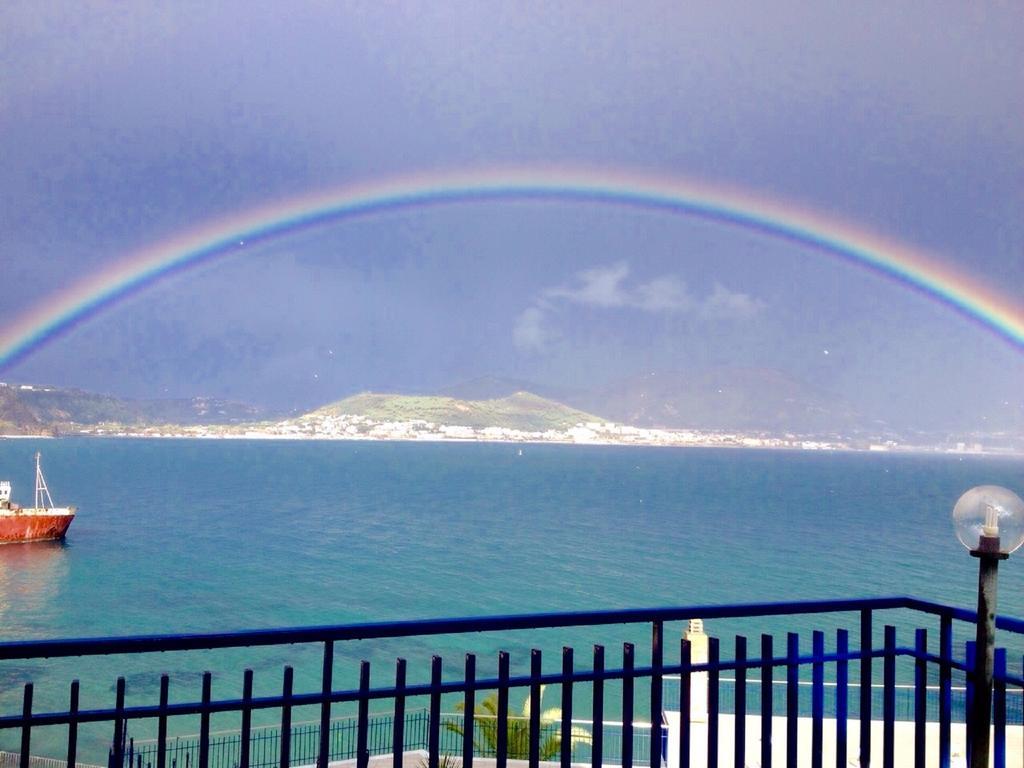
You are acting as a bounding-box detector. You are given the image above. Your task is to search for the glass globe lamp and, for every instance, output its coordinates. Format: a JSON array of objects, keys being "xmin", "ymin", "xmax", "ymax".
[{"xmin": 952, "ymin": 485, "xmax": 1024, "ymax": 556}]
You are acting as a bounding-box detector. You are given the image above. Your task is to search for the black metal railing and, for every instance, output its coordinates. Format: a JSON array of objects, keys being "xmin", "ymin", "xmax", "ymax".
[{"xmin": 1, "ymin": 597, "xmax": 1023, "ymax": 768}]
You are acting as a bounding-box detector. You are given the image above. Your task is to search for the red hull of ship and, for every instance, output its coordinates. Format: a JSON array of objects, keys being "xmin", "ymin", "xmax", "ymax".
[{"xmin": 0, "ymin": 514, "xmax": 74, "ymax": 543}]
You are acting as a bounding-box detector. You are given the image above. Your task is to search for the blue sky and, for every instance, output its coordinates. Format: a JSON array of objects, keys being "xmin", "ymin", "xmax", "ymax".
[{"xmin": 1, "ymin": 2, "xmax": 1022, "ymax": 431}]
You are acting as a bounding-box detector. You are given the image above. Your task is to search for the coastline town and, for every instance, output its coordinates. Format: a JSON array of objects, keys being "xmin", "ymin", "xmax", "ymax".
[{"xmin": 71, "ymin": 410, "xmax": 998, "ymax": 455}]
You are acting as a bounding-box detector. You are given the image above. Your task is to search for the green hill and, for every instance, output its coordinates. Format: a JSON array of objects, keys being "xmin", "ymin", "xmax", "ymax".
[{"xmin": 311, "ymin": 391, "xmax": 601, "ymax": 432}]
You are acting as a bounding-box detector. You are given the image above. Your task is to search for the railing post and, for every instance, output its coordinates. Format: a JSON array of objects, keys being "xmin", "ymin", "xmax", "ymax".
[
  {"xmin": 463, "ymin": 654, "xmax": 476, "ymax": 768},
  {"xmin": 939, "ymin": 615, "xmax": 952, "ymax": 768},
  {"xmin": 240, "ymin": 670, "xmax": 253, "ymax": 768},
  {"xmin": 707, "ymin": 637, "xmax": 719, "ymax": 768},
  {"xmin": 199, "ymin": 672, "xmax": 212, "ymax": 768},
  {"xmin": 318, "ymin": 641, "xmax": 333, "ymax": 768},
  {"xmin": 357, "ymin": 661, "xmax": 370, "ymax": 768},
  {"xmin": 679, "ymin": 639, "xmax": 691, "ymax": 768},
  {"xmin": 112, "ymin": 678, "xmax": 126, "ymax": 768},
  {"xmin": 914, "ymin": 629, "xmax": 927, "ymax": 768},
  {"xmin": 966, "ymin": 641, "xmax": 976, "ymax": 763},
  {"xmin": 860, "ymin": 609, "xmax": 873, "ymax": 768},
  {"xmin": 497, "ymin": 651, "xmax": 510, "ymax": 768},
  {"xmin": 591, "ymin": 646, "xmax": 604, "ymax": 768},
  {"xmin": 786, "ymin": 633, "xmax": 798, "ymax": 768},
  {"xmin": 530, "ymin": 649, "xmax": 542, "ymax": 768},
  {"xmin": 735, "ymin": 635, "xmax": 747, "ymax": 768},
  {"xmin": 20, "ymin": 682, "xmax": 32, "ymax": 768},
  {"xmin": 429, "ymin": 656, "xmax": 442, "ymax": 768},
  {"xmin": 393, "ymin": 659, "xmax": 407, "ymax": 768},
  {"xmin": 882, "ymin": 626, "xmax": 895, "ymax": 768},
  {"xmin": 836, "ymin": 629, "xmax": 848, "ymax": 768},
  {"xmin": 993, "ymin": 647, "xmax": 1006, "ymax": 768},
  {"xmin": 622, "ymin": 643, "xmax": 635, "ymax": 768},
  {"xmin": 67, "ymin": 679, "xmax": 80, "ymax": 768},
  {"xmin": 156, "ymin": 675, "xmax": 169, "ymax": 768},
  {"xmin": 761, "ymin": 634, "xmax": 773, "ymax": 768},
  {"xmin": 812, "ymin": 630, "xmax": 824, "ymax": 768},
  {"xmin": 561, "ymin": 647, "xmax": 574, "ymax": 768},
  {"xmin": 280, "ymin": 666, "xmax": 293, "ymax": 768},
  {"xmin": 650, "ymin": 621, "xmax": 663, "ymax": 768}
]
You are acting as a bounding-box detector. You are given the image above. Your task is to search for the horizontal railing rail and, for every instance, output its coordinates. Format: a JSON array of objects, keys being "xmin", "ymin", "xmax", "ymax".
[
  {"xmin": 2, "ymin": 596, "xmax": 1023, "ymax": 768},
  {"xmin": 0, "ymin": 597, "xmax": 924, "ymax": 660}
]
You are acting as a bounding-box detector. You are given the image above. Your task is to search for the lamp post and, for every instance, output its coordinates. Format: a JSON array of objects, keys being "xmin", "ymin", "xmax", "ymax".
[{"xmin": 952, "ymin": 485, "xmax": 1024, "ymax": 768}]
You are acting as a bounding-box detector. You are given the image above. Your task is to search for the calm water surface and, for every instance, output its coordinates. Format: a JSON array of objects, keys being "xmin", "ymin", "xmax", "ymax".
[{"xmin": 0, "ymin": 438, "xmax": 1021, "ymax": 757}]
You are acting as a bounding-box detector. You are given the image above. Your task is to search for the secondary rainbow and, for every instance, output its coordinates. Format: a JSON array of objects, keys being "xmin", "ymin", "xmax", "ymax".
[{"xmin": 2, "ymin": 166, "xmax": 1023, "ymax": 371}]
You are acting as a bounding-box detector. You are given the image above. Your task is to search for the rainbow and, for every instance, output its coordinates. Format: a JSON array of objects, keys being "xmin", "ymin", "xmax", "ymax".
[{"xmin": 2, "ymin": 166, "xmax": 1023, "ymax": 372}]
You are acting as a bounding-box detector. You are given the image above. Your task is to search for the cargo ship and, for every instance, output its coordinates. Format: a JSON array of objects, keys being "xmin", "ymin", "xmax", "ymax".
[{"xmin": 0, "ymin": 453, "xmax": 76, "ymax": 543}]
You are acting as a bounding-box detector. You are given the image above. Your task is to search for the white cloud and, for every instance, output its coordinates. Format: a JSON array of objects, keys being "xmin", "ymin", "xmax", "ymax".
[
  {"xmin": 545, "ymin": 262, "xmax": 631, "ymax": 307},
  {"xmin": 634, "ymin": 275, "xmax": 692, "ymax": 312},
  {"xmin": 514, "ymin": 263, "xmax": 764, "ymax": 354},
  {"xmin": 512, "ymin": 307, "xmax": 550, "ymax": 352},
  {"xmin": 543, "ymin": 262, "xmax": 693, "ymax": 313},
  {"xmin": 700, "ymin": 283, "xmax": 766, "ymax": 319}
]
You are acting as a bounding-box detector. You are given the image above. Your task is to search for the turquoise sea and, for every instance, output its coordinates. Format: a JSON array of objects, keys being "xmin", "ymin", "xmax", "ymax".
[{"xmin": 0, "ymin": 438, "xmax": 1022, "ymax": 759}]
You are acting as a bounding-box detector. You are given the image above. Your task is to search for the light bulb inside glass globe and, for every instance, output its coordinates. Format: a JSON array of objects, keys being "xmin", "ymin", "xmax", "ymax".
[{"xmin": 952, "ymin": 485, "xmax": 1024, "ymax": 555}]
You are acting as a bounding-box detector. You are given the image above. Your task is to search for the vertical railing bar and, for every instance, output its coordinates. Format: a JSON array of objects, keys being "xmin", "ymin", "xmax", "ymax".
[
  {"xmin": 592, "ymin": 645, "xmax": 604, "ymax": 768},
  {"xmin": 836, "ymin": 629, "xmax": 848, "ymax": 768},
  {"xmin": 812, "ymin": 630, "xmax": 824, "ymax": 768},
  {"xmin": 561, "ymin": 647, "xmax": 574, "ymax": 768},
  {"xmin": 860, "ymin": 609, "xmax": 873, "ymax": 768},
  {"xmin": 530, "ymin": 649, "xmax": 542, "ymax": 768},
  {"xmin": 240, "ymin": 670, "xmax": 253, "ymax": 768},
  {"xmin": 761, "ymin": 634, "xmax": 773, "ymax": 768},
  {"xmin": 708, "ymin": 637, "xmax": 719, "ymax": 768},
  {"xmin": 735, "ymin": 635, "xmax": 747, "ymax": 768},
  {"xmin": 1011, "ymin": 655, "xmax": 1019, "ymax": 768},
  {"xmin": 429, "ymin": 656, "xmax": 442, "ymax": 768},
  {"xmin": 650, "ymin": 621, "xmax": 663, "ymax": 768},
  {"xmin": 67, "ymin": 679, "xmax": 80, "ymax": 768},
  {"xmin": 357, "ymin": 661, "xmax": 370, "ymax": 768},
  {"xmin": 939, "ymin": 615, "xmax": 952, "ymax": 768},
  {"xmin": 280, "ymin": 666, "xmax": 294, "ymax": 768},
  {"xmin": 622, "ymin": 643, "xmax": 634, "ymax": 768},
  {"xmin": 20, "ymin": 683, "xmax": 32, "ymax": 768},
  {"xmin": 463, "ymin": 654, "xmax": 476, "ymax": 768},
  {"xmin": 679, "ymin": 639, "xmax": 691, "ymax": 768},
  {"xmin": 965, "ymin": 640, "xmax": 976, "ymax": 764},
  {"xmin": 199, "ymin": 673, "xmax": 212, "ymax": 768},
  {"xmin": 318, "ymin": 641, "xmax": 333, "ymax": 768},
  {"xmin": 113, "ymin": 678, "xmax": 126, "ymax": 768},
  {"xmin": 993, "ymin": 647, "xmax": 1006, "ymax": 768},
  {"xmin": 786, "ymin": 633, "xmax": 798, "ymax": 768},
  {"xmin": 882, "ymin": 626, "xmax": 896, "ymax": 768},
  {"xmin": 914, "ymin": 629, "xmax": 927, "ymax": 768},
  {"xmin": 393, "ymin": 659, "xmax": 407, "ymax": 768},
  {"xmin": 497, "ymin": 652, "xmax": 509, "ymax": 768},
  {"xmin": 156, "ymin": 676, "xmax": 169, "ymax": 768}
]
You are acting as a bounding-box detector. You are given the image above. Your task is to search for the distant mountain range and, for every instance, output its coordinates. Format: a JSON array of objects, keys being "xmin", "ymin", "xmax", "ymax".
[
  {"xmin": 0, "ymin": 368, "xmax": 890, "ymax": 438},
  {"xmin": 573, "ymin": 368, "xmax": 872, "ymax": 435},
  {"xmin": 0, "ymin": 383, "xmax": 274, "ymax": 435},
  {"xmin": 434, "ymin": 369, "xmax": 874, "ymax": 436}
]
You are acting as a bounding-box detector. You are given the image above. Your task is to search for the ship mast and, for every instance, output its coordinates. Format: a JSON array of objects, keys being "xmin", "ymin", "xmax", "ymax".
[{"xmin": 34, "ymin": 452, "xmax": 55, "ymax": 510}]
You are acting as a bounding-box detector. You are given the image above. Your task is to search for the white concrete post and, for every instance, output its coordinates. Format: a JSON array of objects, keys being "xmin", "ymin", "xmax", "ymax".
[
  {"xmin": 666, "ymin": 619, "xmax": 710, "ymax": 768},
  {"xmin": 684, "ymin": 619, "xmax": 709, "ymax": 722}
]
